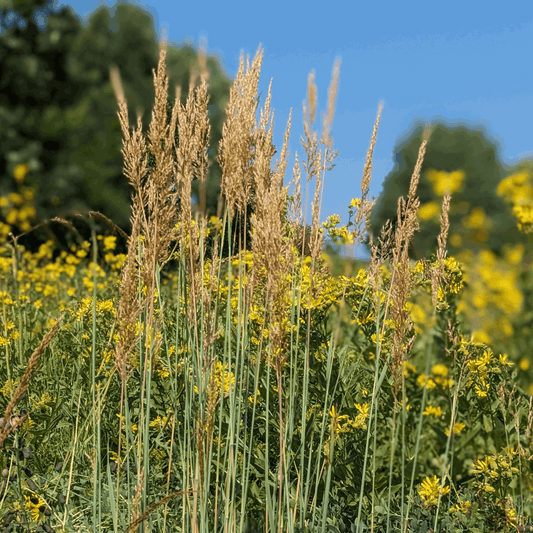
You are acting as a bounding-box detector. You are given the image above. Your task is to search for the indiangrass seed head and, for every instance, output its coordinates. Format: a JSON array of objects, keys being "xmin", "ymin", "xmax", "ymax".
[
  {"xmin": 380, "ymin": 129, "xmax": 430, "ymax": 388},
  {"xmin": 250, "ymin": 90, "xmax": 293, "ymax": 299},
  {"xmin": 430, "ymin": 192, "xmax": 451, "ymax": 308},
  {"xmin": 288, "ymin": 151, "xmax": 303, "ymax": 227},
  {"xmin": 320, "ymin": 57, "xmax": 341, "ymax": 152},
  {"xmin": 218, "ymin": 46, "xmax": 265, "ymax": 220},
  {"xmin": 351, "ymin": 102, "xmax": 383, "ymax": 246}
]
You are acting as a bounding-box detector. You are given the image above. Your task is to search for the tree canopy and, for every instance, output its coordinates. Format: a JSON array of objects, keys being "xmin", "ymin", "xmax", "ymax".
[
  {"xmin": 0, "ymin": 0, "xmax": 242, "ymax": 260},
  {"xmin": 363, "ymin": 118, "xmax": 527, "ymax": 261}
]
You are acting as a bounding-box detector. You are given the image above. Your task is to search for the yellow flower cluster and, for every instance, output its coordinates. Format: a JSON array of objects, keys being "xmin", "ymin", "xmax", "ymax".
[
  {"xmin": 423, "ymin": 405, "xmax": 443, "ymax": 417},
  {"xmin": 471, "ymin": 447, "xmax": 520, "ymax": 495},
  {"xmin": 445, "ymin": 421, "xmax": 466, "ymax": 437},
  {"xmin": 328, "ymin": 403, "xmax": 370, "ymax": 435},
  {"xmin": 465, "ymin": 348, "xmax": 513, "ymax": 399},
  {"xmin": 319, "ymin": 198, "xmax": 363, "ymax": 247},
  {"xmin": 418, "ymin": 201, "xmax": 440, "ymax": 222},
  {"xmin": 497, "ymin": 169, "xmax": 533, "ymax": 233},
  {"xmin": 417, "ymin": 364, "xmax": 454, "ymax": 391},
  {"xmin": 323, "ymin": 402, "xmax": 370, "ymax": 460},
  {"xmin": 418, "ymin": 475, "xmax": 450, "ymax": 506},
  {"xmin": 410, "ymin": 256, "xmax": 466, "ymax": 311},
  {"xmin": 512, "ymin": 203, "xmax": 533, "ymax": 233},
  {"xmin": 425, "ymin": 169, "xmax": 465, "ymax": 196},
  {"xmin": 449, "ymin": 499, "xmax": 472, "ymax": 515},
  {"xmin": 0, "ymin": 164, "xmax": 37, "ymax": 234},
  {"xmin": 322, "ymin": 213, "xmax": 355, "ymax": 246},
  {"xmin": 193, "ymin": 361, "xmax": 235, "ymax": 398}
]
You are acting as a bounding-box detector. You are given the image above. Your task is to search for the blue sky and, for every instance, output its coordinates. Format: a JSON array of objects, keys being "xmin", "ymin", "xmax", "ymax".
[{"xmin": 7, "ymin": 0, "xmax": 533, "ymax": 259}]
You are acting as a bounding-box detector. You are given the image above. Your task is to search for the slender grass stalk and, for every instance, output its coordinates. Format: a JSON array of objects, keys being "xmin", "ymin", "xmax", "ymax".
[
  {"xmin": 433, "ymin": 354, "xmax": 466, "ymax": 532},
  {"xmin": 90, "ymin": 223, "xmax": 100, "ymax": 532},
  {"xmin": 403, "ymin": 322, "xmax": 434, "ymax": 533}
]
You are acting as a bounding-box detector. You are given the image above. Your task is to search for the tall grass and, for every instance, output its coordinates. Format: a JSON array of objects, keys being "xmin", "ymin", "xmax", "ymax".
[{"xmin": 0, "ymin": 37, "xmax": 531, "ymax": 533}]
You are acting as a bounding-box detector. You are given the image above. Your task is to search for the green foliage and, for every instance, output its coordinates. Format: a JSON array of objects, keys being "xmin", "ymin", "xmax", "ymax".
[
  {"xmin": 0, "ymin": 0, "xmax": 86, "ymax": 220},
  {"xmin": 363, "ymin": 119, "xmax": 524, "ymax": 261},
  {"xmin": 0, "ymin": 240, "xmax": 531, "ymax": 531}
]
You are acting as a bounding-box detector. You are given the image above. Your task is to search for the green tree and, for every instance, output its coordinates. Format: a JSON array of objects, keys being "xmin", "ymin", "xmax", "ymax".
[
  {"xmin": 0, "ymin": 0, "xmax": 87, "ymax": 249},
  {"xmin": 1, "ymin": 0, "xmax": 319, "ymax": 267},
  {"xmin": 362, "ymin": 118, "xmax": 525, "ymax": 261},
  {"xmin": 0, "ymin": 0, "xmax": 236, "ymax": 261}
]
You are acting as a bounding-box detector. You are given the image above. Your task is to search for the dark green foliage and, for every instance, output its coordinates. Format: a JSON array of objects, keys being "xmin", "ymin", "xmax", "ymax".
[
  {"xmin": 362, "ymin": 118, "xmax": 525, "ymax": 261},
  {"xmin": 0, "ymin": 0, "xmax": 88, "ymax": 246}
]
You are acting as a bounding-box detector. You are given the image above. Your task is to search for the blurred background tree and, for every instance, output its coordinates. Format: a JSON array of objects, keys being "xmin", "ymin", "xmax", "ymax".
[
  {"xmin": 0, "ymin": 0, "xmax": 88, "ymax": 246},
  {"xmin": 1, "ymin": 0, "xmax": 282, "ymax": 265},
  {"xmin": 362, "ymin": 118, "xmax": 531, "ymax": 262}
]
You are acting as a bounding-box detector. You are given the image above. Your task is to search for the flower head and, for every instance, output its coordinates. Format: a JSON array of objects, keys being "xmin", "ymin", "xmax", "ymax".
[{"xmin": 418, "ymin": 475, "xmax": 450, "ymax": 506}]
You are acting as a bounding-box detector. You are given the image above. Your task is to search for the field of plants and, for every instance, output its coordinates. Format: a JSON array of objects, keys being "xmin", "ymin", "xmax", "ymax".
[{"xmin": 0, "ymin": 40, "xmax": 533, "ymax": 532}]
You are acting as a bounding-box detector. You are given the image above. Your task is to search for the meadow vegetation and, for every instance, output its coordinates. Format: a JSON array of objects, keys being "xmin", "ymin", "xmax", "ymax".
[{"xmin": 0, "ymin": 39, "xmax": 533, "ymax": 532}]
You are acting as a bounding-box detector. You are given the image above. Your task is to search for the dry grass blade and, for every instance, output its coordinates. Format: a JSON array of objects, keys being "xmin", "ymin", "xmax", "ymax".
[
  {"xmin": 320, "ymin": 57, "xmax": 341, "ymax": 152},
  {"xmin": 130, "ymin": 466, "xmax": 145, "ymax": 527},
  {"xmin": 114, "ymin": 40, "xmax": 190, "ymax": 482},
  {"xmin": 368, "ymin": 220, "xmax": 394, "ymax": 334},
  {"xmin": 288, "ymin": 152, "xmax": 303, "ymax": 228},
  {"xmin": 250, "ymin": 86, "xmax": 292, "ymax": 298},
  {"xmin": 387, "ymin": 127, "xmax": 431, "ymax": 388},
  {"xmin": 301, "ymin": 70, "xmax": 320, "ymax": 184},
  {"xmin": 307, "ymin": 58, "xmax": 341, "ymax": 264},
  {"xmin": 188, "ymin": 35, "xmax": 210, "ymax": 91},
  {"xmin": 286, "ymin": 152, "xmax": 314, "ymax": 261},
  {"xmin": 351, "ymin": 103, "xmax": 383, "ymax": 245},
  {"xmin": 84, "ymin": 211, "xmax": 130, "ymax": 242},
  {"xmin": 142, "ymin": 39, "xmax": 182, "ymax": 270},
  {"xmin": 110, "ymin": 55, "xmax": 150, "ymax": 386},
  {"xmin": 0, "ymin": 312, "xmax": 65, "ymax": 448},
  {"xmin": 123, "ymin": 489, "xmax": 195, "ymax": 533},
  {"xmin": 7, "ymin": 217, "xmax": 82, "ymax": 259},
  {"xmin": 174, "ymin": 54, "xmax": 211, "ymax": 235},
  {"xmin": 112, "ymin": 38, "xmax": 218, "ymax": 521},
  {"xmin": 430, "ymin": 192, "xmax": 451, "ymax": 308},
  {"xmin": 309, "ymin": 153, "xmax": 325, "ymax": 264},
  {"xmin": 367, "ymin": 126, "xmax": 431, "ymax": 392}
]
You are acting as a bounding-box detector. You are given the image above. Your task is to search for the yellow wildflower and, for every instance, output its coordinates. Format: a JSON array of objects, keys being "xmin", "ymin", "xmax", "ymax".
[
  {"xmin": 432, "ymin": 364, "xmax": 448, "ymax": 377},
  {"xmin": 417, "ymin": 374, "xmax": 437, "ymax": 389},
  {"xmin": 445, "ymin": 421, "xmax": 466, "ymax": 437},
  {"xmin": 418, "ymin": 475, "xmax": 450, "ymax": 506},
  {"xmin": 423, "ymin": 405, "xmax": 443, "ymax": 417}
]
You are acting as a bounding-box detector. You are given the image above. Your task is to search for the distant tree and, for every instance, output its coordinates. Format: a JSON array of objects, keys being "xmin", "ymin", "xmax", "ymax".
[
  {"xmin": 0, "ymin": 0, "xmax": 87, "ymax": 251},
  {"xmin": 0, "ymin": 0, "xmax": 236, "ymax": 261},
  {"xmin": 1, "ymin": 0, "xmax": 319, "ymax": 267},
  {"xmin": 362, "ymin": 119, "xmax": 525, "ymax": 261}
]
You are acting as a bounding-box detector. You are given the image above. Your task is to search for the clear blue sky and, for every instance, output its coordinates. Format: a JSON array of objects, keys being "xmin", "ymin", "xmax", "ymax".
[{"xmin": 7, "ymin": 0, "xmax": 533, "ymax": 259}]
